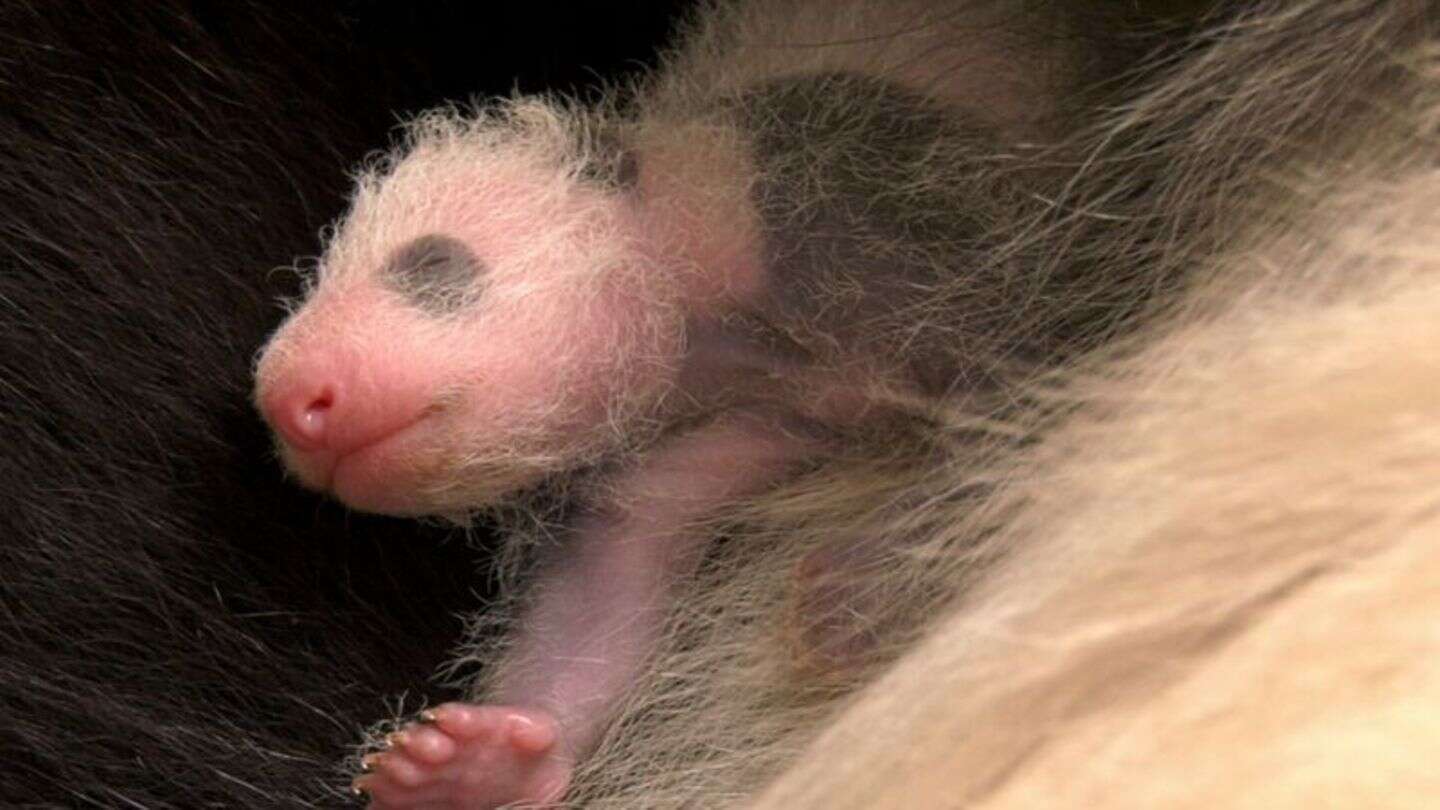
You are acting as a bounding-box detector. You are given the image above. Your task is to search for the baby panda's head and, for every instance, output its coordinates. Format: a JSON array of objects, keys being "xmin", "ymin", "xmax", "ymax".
[{"xmin": 254, "ymin": 100, "xmax": 681, "ymax": 517}]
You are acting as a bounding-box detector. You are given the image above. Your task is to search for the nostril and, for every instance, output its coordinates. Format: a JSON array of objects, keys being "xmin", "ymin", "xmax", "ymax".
[
  {"xmin": 265, "ymin": 383, "xmax": 337, "ymax": 452},
  {"xmin": 296, "ymin": 390, "xmax": 333, "ymax": 443}
]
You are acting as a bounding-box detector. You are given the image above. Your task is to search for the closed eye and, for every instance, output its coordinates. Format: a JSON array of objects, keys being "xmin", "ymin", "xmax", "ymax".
[{"xmin": 381, "ymin": 234, "xmax": 485, "ymax": 314}]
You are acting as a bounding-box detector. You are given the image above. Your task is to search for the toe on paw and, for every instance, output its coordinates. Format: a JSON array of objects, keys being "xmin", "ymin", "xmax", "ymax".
[{"xmin": 505, "ymin": 712, "xmax": 557, "ymax": 754}]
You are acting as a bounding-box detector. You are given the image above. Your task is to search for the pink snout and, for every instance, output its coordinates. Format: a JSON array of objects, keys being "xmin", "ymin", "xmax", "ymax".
[{"xmin": 255, "ymin": 344, "xmax": 440, "ymax": 510}]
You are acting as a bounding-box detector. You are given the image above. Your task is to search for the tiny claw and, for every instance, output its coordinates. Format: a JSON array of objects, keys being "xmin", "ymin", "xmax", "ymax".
[
  {"xmin": 385, "ymin": 730, "xmax": 408, "ymax": 749},
  {"xmin": 358, "ymin": 758, "xmax": 373, "ymax": 774},
  {"xmin": 350, "ymin": 781, "xmax": 369, "ymax": 799},
  {"xmin": 419, "ymin": 709, "xmax": 438, "ymax": 724}
]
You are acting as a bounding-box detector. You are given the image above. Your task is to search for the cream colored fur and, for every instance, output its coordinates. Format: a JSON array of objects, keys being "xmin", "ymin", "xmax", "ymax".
[
  {"xmin": 575, "ymin": 2, "xmax": 1440, "ymax": 807},
  {"xmin": 749, "ymin": 18, "xmax": 1440, "ymax": 810}
]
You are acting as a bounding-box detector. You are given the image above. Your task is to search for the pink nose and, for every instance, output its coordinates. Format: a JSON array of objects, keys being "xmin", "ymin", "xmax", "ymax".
[
  {"xmin": 257, "ymin": 353, "xmax": 435, "ymax": 461},
  {"xmin": 260, "ymin": 380, "xmax": 338, "ymax": 452}
]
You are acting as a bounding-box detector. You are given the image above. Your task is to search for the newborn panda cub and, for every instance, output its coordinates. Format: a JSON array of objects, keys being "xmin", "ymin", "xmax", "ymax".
[{"xmin": 256, "ymin": 69, "xmax": 1044, "ymax": 810}]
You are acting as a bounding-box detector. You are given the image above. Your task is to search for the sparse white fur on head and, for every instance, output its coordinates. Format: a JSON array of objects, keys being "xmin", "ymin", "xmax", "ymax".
[{"xmin": 257, "ymin": 99, "xmax": 685, "ymax": 514}]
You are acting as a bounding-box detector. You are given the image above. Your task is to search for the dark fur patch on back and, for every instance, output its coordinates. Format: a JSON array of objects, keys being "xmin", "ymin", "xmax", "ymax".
[{"xmin": 734, "ymin": 72, "xmax": 1025, "ymax": 396}]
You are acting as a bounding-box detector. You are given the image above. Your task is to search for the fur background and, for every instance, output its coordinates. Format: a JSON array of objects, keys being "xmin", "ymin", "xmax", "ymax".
[
  {"xmin": 4, "ymin": 2, "xmax": 1435, "ymax": 808},
  {"xmin": 0, "ymin": 3, "xmax": 683, "ymax": 807}
]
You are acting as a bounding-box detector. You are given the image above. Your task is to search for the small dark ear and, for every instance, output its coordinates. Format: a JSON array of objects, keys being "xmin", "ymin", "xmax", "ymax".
[
  {"xmin": 579, "ymin": 126, "xmax": 640, "ymax": 192},
  {"xmin": 380, "ymin": 234, "xmax": 484, "ymax": 315},
  {"xmin": 614, "ymin": 149, "xmax": 640, "ymax": 190}
]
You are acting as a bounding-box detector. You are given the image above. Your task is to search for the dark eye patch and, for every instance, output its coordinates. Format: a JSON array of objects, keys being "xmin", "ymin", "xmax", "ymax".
[{"xmin": 380, "ymin": 234, "xmax": 484, "ymax": 314}]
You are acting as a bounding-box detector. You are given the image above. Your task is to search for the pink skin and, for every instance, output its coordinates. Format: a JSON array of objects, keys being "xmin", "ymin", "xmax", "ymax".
[
  {"xmin": 349, "ymin": 418, "xmax": 812, "ymax": 808},
  {"xmin": 785, "ymin": 534, "xmax": 898, "ymax": 678},
  {"xmin": 256, "ymin": 143, "xmax": 818, "ymax": 808}
]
